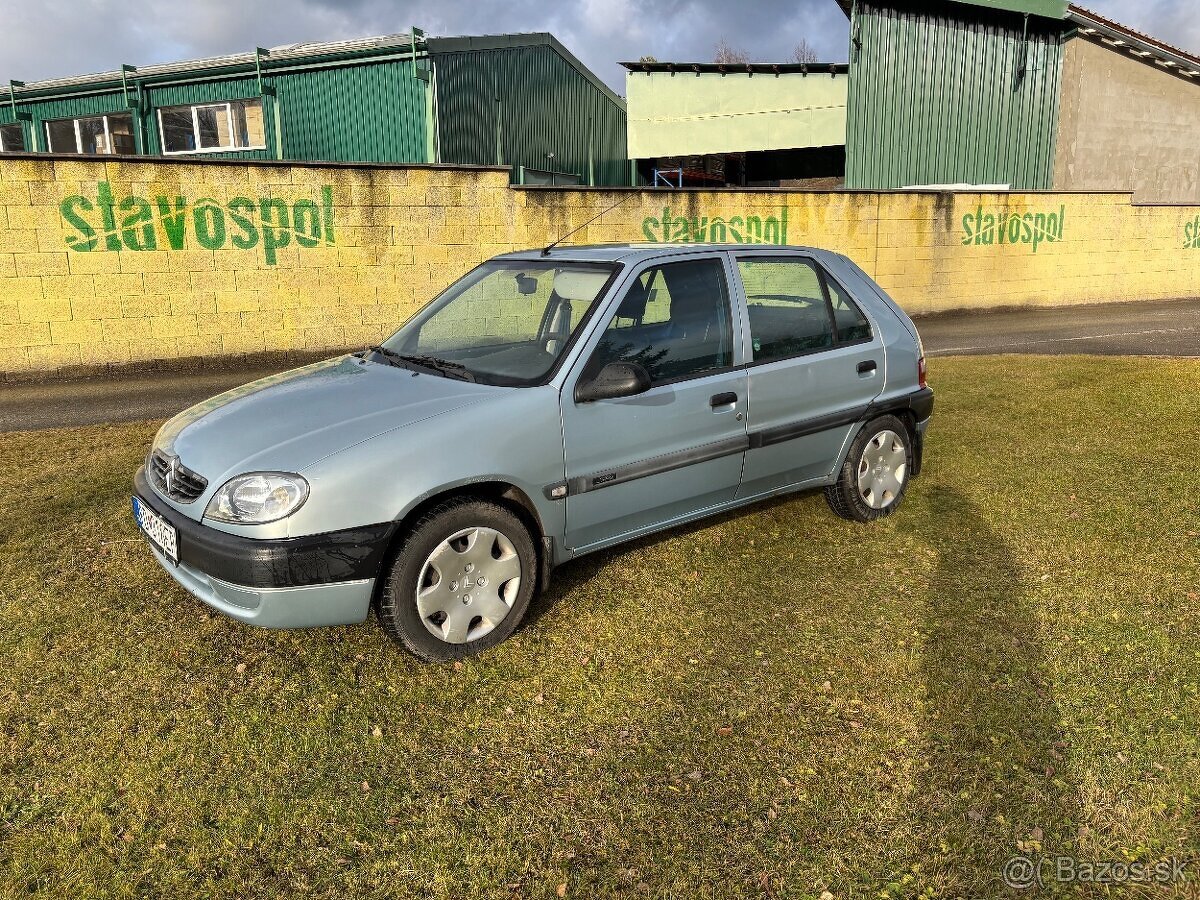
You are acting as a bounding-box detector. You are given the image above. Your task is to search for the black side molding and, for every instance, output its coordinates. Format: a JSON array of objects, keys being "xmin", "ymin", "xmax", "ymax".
[
  {"xmin": 747, "ymin": 405, "xmax": 870, "ymax": 450},
  {"xmin": 864, "ymin": 386, "xmax": 934, "ymax": 423},
  {"xmin": 133, "ymin": 467, "xmax": 396, "ymax": 589},
  {"xmin": 541, "ymin": 387, "xmax": 934, "ymax": 500}
]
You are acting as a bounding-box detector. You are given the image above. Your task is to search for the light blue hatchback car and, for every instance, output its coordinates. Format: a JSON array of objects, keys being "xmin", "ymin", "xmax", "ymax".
[{"xmin": 134, "ymin": 244, "xmax": 932, "ymax": 660}]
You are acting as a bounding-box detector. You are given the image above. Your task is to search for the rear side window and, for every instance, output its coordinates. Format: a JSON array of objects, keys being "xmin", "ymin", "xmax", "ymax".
[
  {"xmin": 737, "ymin": 257, "xmax": 872, "ymax": 364},
  {"xmin": 827, "ymin": 277, "xmax": 872, "ymax": 343},
  {"xmin": 737, "ymin": 258, "xmax": 833, "ymax": 362}
]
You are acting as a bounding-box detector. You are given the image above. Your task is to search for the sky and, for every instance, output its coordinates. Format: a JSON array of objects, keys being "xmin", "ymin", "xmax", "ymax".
[{"xmin": 0, "ymin": 0, "xmax": 1196, "ymax": 94}]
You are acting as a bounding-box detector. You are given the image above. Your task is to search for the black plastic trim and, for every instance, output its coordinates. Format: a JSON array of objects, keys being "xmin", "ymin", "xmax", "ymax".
[
  {"xmin": 564, "ymin": 435, "xmax": 749, "ymax": 496},
  {"xmin": 747, "ymin": 404, "xmax": 869, "ymax": 450},
  {"xmin": 546, "ymin": 387, "xmax": 935, "ymax": 499},
  {"xmin": 865, "ymin": 387, "xmax": 935, "ymax": 423},
  {"xmin": 133, "ymin": 467, "xmax": 396, "ymax": 589}
]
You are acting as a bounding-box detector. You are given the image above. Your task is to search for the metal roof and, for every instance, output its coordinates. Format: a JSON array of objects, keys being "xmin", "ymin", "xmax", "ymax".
[
  {"xmin": 8, "ymin": 33, "xmax": 425, "ymax": 97},
  {"xmin": 620, "ymin": 61, "xmax": 849, "ymax": 76},
  {"xmin": 7, "ymin": 30, "xmax": 626, "ymax": 105},
  {"xmin": 833, "ymin": 0, "xmax": 1200, "ymax": 77},
  {"xmin": 833, "ymin": 0, "xmax": 1066, "ymax": 19},
  {"xmin": 1067, "ymin": 5, "xmax": 1200, "ymax": 76}
]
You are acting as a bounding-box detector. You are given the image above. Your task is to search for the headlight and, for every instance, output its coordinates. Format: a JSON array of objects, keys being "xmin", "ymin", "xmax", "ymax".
[{"xmin": 205, "ymin": 472, "xmax": 309, "ymax": 524}]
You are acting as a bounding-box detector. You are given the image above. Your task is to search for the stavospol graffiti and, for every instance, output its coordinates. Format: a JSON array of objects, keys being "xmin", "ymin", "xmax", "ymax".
[{"xmin": 59, "ymin": 182, "xmax": 336, "ymax": 264}]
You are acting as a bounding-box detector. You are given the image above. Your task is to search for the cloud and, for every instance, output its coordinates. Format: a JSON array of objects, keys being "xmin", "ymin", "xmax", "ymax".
[
  {"xmin": 0, "ymin": 0, "xmax": 852, "ymax": 92},
  {"xmin": 0, "ymin": 0, "xmax": 1192, "ymax": 97},
  {"xmin": 1083, "ymin": 0, "xmax": 1200, "ymax": 57}
]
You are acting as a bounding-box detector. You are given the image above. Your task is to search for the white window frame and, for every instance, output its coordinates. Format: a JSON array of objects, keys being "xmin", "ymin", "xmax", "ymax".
[
  {"xmin": 43, "ymin": 113, "xmax": 131, "ymax": 155},
  {"xmin": 156, "ymin": 100, "xmax": 267, "ymax": 155},
  {"xmin": 0, "ymin": 122, "xmax": 26, "ymax": 152}
]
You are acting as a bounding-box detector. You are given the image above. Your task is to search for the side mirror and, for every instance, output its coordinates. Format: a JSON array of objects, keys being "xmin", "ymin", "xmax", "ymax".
[{"xmin": 574, "ymin": 361, "xmax": 652, "ymax": 403}]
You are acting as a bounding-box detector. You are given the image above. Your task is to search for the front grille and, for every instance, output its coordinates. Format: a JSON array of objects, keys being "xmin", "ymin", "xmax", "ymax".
[{"xmin": 149, "ymin": 449, "xmax": 208, "ymax": 503}]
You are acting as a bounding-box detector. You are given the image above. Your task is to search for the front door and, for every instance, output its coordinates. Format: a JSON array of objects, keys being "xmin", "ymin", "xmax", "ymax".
[
  {"xmin": 732, "ymin": 254, "xmax": 885, "ymax": 498},
  {"xmin": 561, "ymin": 255, "xmax": 748, "ymax": 550}
]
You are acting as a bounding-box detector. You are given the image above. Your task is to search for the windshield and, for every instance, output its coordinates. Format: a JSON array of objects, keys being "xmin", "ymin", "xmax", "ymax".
[{"xmin": 382, "ymin": 260, "xmax": 617, "ymax": 386}]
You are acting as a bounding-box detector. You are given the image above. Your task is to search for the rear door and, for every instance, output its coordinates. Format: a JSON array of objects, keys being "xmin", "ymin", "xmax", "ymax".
[
  {"xmin": 560, "ymin": 254, "xmax": 748, "ymax": 550},
  {"xmin": 732, "ymin": 252, "xmax": 885, "ymax": 498}
]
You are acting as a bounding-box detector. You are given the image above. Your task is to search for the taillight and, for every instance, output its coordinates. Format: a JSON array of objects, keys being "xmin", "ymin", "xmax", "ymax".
[{"xmin": 918, "ymin": 356, "xmax": 928, "ymax": 389}]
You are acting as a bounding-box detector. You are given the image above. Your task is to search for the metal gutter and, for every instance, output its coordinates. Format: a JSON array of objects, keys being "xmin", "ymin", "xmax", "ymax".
[
  {"xmin": 620, "ymin": 61, "xmax": 850, "ymax": 75},
  {"xmin": 1066, "ymin": 6, "xmax": 1200, "ymax": 76}
]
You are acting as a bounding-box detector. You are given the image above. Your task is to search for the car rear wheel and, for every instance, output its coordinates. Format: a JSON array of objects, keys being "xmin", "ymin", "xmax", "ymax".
[
  {"xmin": 377, "ymin": 497, "xmax": 537, "ymax": 661},
  {"xmin": 824, "ymin": 414, "xmax": 912, "ymax": 522}
]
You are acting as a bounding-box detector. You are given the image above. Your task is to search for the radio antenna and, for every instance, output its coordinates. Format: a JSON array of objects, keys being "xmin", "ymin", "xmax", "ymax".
[{"xmin": 541, "ymin": 192, "xmax": 635, "ymax": 256}]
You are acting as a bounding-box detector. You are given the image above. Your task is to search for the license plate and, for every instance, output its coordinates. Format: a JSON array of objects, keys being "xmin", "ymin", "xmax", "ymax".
[{"xmin": 133, "ymin": 496, "xmax": 178, "ymax": 564}]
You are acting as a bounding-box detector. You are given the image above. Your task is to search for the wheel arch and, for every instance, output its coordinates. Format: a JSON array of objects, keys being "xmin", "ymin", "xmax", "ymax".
[{"xmin": 375, "ymin": 479, "xmax": 554, "ymax": 603}]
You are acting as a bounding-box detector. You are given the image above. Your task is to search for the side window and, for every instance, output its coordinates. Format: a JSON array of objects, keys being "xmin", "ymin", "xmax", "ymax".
[
  {"xmin": 586, "ymin": 258, "xmax": 732, "ymax": 386},
  {"xmin": 737, "ymin": 258, "xmax": 834, "ymax": 362},
  {"xmin": 827, "ymin": 276, "xmax": 872, "ymax": 343}
]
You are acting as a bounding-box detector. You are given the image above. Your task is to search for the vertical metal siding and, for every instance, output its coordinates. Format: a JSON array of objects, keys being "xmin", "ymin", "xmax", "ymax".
[
  {"xmin": 430, "ymin": 43, "xmax": 628, "ymax": 185},
  {"xmin": 273, "ymin": 62, "xmax": 427, "ymax": 163},
  {"xmin": 10, "ymin": 63, "xmax": 427, "ymax": 163},
  {"xmin": 846, "ymin": 0, "xmax": 1063, "ymax": 189}
]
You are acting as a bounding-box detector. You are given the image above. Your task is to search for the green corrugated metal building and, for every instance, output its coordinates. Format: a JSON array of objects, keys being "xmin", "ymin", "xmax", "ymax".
[
  {"xmin": 839, "ymin": 0, "xmax": 1200, "ymax": 198},
  {"xmin": 843, "ymin": 0, "xmax": 1068, "ymax": 189},
  {"xmin": 0, "ymin": 31, "xmax": 629, "ymax": 184}
]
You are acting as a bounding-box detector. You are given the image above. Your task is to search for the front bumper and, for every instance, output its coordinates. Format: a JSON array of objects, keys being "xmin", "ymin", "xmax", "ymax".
[{"xmin": 133, "ymin": 467, "xmax": 395, "ymax": 628}]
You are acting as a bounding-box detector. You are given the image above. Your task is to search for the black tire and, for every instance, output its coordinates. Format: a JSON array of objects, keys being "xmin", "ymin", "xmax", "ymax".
[
  {"xmin": 376, "ymin": 497, "xmax": 538, "ymax": 662},
  {"xmin": 824, "ymin": 414, "xmax": 913, "ymax": 523}
]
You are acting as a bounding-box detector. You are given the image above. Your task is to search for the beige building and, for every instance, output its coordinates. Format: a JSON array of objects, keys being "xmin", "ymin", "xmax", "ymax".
[
  {"xmin": 622, "ymin": 61, "xmax": 849, "ymax": 187},
  {"xmin": 1055, "ymin": 8, "xmax": 1200, "ymax": 202}
]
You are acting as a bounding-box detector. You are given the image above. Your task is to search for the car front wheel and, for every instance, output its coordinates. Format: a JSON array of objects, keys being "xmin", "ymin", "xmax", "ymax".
[
  {"xmin": 377, "ymin": 497, "xmax": 538, "ymax": 661},
  {"xmin": 824, "ymin": 414, "xmax": 913, "ymax": 522}
]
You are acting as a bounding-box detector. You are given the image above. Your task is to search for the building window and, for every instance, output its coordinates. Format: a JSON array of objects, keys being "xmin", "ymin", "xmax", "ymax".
[
  {"xmin": 157, "ymin": 99, "xmax": 265, "ymax": 154},
  {"xmin": 0, "ymin": 123, "xmax": 25, "ymax": 152},
  {"xmin": 44, "ymin": 114, "xmax": 135, "ymax": 154}
]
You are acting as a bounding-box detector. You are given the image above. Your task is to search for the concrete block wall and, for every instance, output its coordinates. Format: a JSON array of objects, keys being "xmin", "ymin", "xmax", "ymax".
[{"xmin": 2, "ymin": 154, "xmax": 1198, "ymax": 380}]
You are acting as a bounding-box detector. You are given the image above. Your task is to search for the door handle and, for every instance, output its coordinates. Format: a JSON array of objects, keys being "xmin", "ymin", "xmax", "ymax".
[
  {"xmin": 710, "ymin": 391, "xmax": 738, "ymax": 408},
  {"xmin": 857, "ymin": 360, "xmax": 877, "ymax": 376}
]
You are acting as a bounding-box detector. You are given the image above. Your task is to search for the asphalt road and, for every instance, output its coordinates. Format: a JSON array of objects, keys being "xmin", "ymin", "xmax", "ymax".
[
  {"xmin": 917, "ymin": 296, "xmax": 1200, "ymax": 358},
  {"xmin": 1, "ymin": 297, "xmax": 1197, "ymax": 433}
]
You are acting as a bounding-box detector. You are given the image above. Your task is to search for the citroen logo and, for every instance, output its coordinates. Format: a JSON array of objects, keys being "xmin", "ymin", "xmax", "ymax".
[{"xmin": 164, "ymin": 454, "xmax": 180, "ymax": 495}]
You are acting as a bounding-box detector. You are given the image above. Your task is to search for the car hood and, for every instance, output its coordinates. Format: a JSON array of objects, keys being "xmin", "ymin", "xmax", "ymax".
[{"xmin": 155, "ymin": 356, "xmax": 498, "ymax": 483}]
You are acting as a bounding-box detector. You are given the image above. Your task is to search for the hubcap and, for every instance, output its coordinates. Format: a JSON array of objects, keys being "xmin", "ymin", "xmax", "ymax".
[
  {"xmin": 856, "ymin": 429, "xmax": 907, "ymax": 510},
  {"xmin": 416, "ymin": 527, "xmax": 522, "ymax": 644}
]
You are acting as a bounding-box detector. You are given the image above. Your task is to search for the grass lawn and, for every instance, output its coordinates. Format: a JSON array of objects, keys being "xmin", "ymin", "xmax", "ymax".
[{"xmin": 1, "ymin": 355, "xmax": 1198, "ymax": 899}]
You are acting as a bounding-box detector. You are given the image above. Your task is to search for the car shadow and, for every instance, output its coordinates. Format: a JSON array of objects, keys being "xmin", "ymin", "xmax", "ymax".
[{"xmin": 902, "ymin": 484, "xmax": 1077, "ymax": 893}]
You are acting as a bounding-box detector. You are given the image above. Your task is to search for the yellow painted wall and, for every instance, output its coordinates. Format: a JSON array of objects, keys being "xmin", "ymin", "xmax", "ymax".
[
  {"xmin": 2, "ymin": 155, "xmax": 1199, "ymax": 379},
  {"xmin": 625, "ymin": 70, "xmax": 847, "ymax": 158}
]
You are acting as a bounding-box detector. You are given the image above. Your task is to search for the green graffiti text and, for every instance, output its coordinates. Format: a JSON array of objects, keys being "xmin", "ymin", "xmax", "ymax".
[
  {"xmin": 961, "ymin": 205, "xmax": 1066, "ymax": 253},
  {"xmin": 641, "ymin": 206, "xmax": 789, "ymax": 245},
  {"xmin": 1184, "ymin": 216, "xmax": 1200, "ymax": 250},
  {"xmin": 60, "ymin": 182, "xmax": 336, "ymax": 265}
]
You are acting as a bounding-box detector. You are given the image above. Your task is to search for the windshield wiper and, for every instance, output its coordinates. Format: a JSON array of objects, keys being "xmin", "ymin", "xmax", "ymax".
[
  {"xmin": 366, "ymin": 345, "xmax": 420, "ymax": 371},
  {"xmin": 394, "ymin": 353, "xmax": 477, "ymax": 382}
]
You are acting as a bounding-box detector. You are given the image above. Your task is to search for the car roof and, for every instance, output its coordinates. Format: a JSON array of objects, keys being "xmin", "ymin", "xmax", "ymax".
[{"xmin": 494, "ymin": 243, "xmax": 829, "ymax": 264}]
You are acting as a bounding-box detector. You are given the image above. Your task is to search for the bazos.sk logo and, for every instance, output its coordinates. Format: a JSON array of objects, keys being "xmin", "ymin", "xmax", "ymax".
[{"xmin": 59, "ymin": 181, "xmax": 336, "ymax": 265}]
